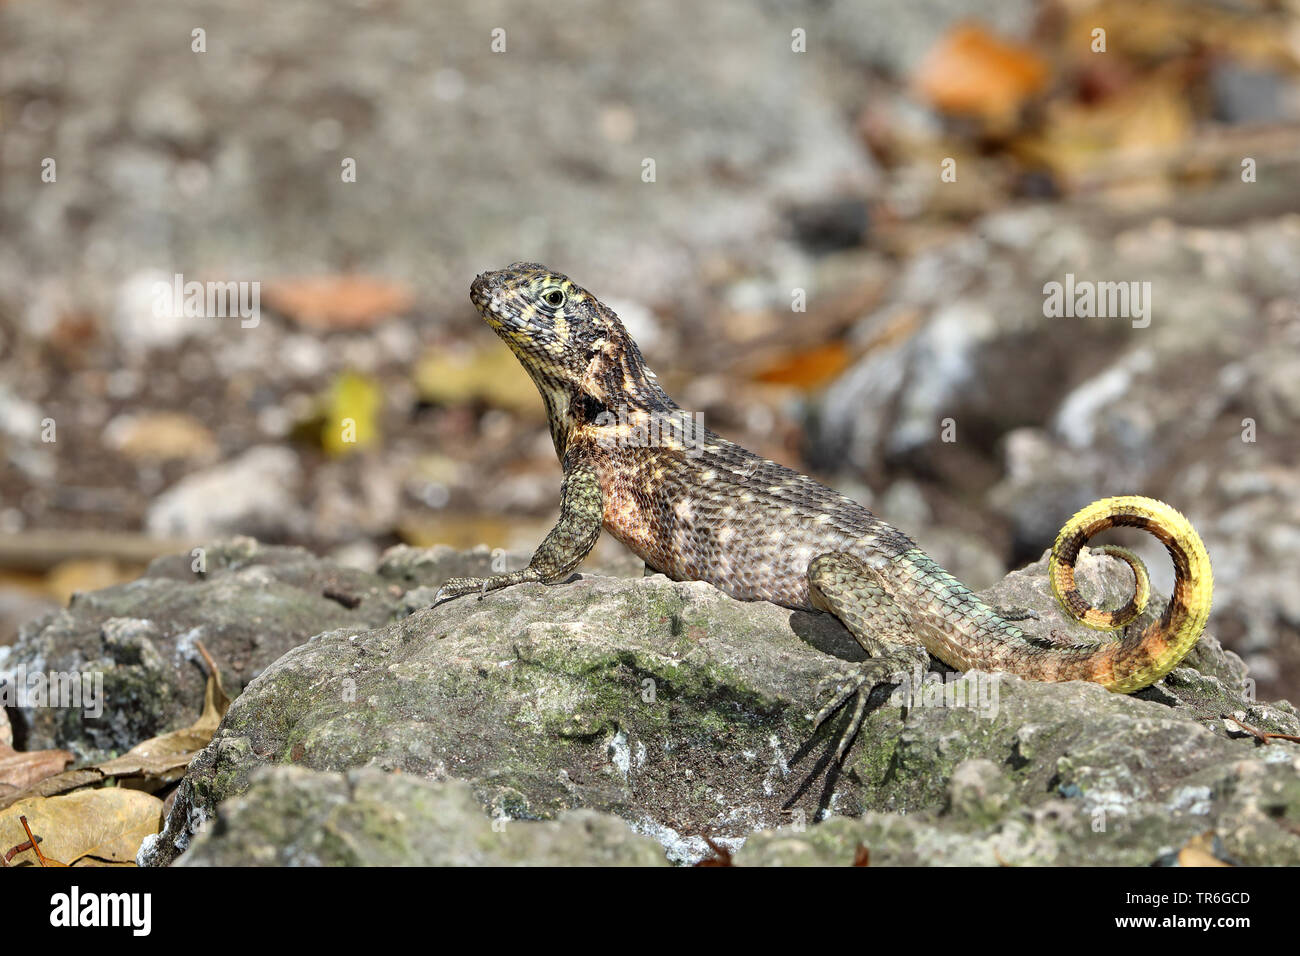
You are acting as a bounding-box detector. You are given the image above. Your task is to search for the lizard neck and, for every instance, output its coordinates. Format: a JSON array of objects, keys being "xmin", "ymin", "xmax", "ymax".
[
  {"xmin": 550, "ymin": 327, "xmax": 678, "ymax": 462},
  {"xmin": 582, "ymin": 328, "xmax": 677, "ymax": 415}
]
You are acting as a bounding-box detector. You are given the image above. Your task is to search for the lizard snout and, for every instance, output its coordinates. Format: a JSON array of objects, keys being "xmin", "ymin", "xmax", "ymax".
[{"xmin": 470, "ymin": 271, "xmax": 508, "ymax": 311}]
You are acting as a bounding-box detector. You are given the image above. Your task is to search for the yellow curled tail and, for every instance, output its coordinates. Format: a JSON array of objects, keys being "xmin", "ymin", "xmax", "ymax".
[{"xmin": 1048, "ymin": 495, "xmax": 1213, "ymax": 693}]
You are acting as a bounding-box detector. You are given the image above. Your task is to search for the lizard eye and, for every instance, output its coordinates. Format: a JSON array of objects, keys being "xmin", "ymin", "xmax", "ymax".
[{"xmin": 542, "ymin": 289, "xmax": 566, "ymax": 309}]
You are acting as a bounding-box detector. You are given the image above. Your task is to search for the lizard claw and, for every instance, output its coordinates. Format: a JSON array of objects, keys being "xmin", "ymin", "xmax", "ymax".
[
  {"xmin": 811, "ymin": 649, "xmax": 929, "ymax": 761},
  {"xmin": 812, "ymin": 669, "xmax": 864, "ymax": 726},
  {"xmin": 811, "ymin": 666, "xmax": 881, "ymax": 762},
  {"xmin": 432, "ymin": 568, "xmax": 539, "ymax": 607}
]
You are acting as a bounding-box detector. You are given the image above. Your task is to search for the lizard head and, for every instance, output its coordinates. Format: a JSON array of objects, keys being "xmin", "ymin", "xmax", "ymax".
[
  {"xmin": 471, "ymin": 263, "xmax": 675, "ymax": 455},
  {"xmin": 471, "ymin": 261, "xmax": 659, "ymax": 393},
  {"xmin": 470, "ymin": 262, "xmax": 607, "ymax": 388}
]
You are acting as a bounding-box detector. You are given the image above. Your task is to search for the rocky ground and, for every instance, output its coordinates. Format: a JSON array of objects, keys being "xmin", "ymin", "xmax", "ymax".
[
  {"xmin": 6, "ymin": 540, "xmax": 1297, "ymax": 866},
  {"xmin": 3, "ymin": 0, "xmax": 1299, "ymax": 703}
]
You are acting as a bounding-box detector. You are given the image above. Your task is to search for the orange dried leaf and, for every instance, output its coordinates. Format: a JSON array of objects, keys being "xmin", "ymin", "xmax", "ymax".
[
  {"xmin": 753, "ymin": 341, "xmax": 851, "ymax": 389},
  {"xmin": 913, "ymin": 23, "xmax": 1049, "ymax": 124},
  {"xmin": 265, "ymin": 276, "xmax": 414, "ymax": 330},
  {"xmin": 0, "ymin": 746, "xmax": 73, "ymax": 796},
  {"xmin": 1176, "ymin": 832, "xmax": 1232, "ymax": 867}
]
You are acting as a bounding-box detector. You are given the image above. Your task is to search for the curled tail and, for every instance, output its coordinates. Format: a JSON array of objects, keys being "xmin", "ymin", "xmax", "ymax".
[{"xmin": 1048, "ymin": 495, "xmax": 1213, "ymax": 693}]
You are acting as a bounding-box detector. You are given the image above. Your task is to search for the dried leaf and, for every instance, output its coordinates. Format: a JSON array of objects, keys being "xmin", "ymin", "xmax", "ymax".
[
  {"xmin": 0, "ymin": 770, "xmax": 103, "ymax": 812},
  {"xmin": 1058, "ymin": 0, "xmax": 1300, "ymax": 74},
  {"xmin": 71, "ymin": 856, "xmax": 137, "ymax": 867},
  {"xmin": 97, "ymin": 642, "xmax": 230, "ymax": 777},
  {"xmin": 0, "ymin": 743, "xmax": 73, "ymax": 796},
  {"xmin": 414, "ymin": 345, "xmax": 540, "ymax": 415},
  {"xmin": 104, "ymin": 411, "xmax": 217, "ymax": 463},
  {"xmin": 0, "ymin": 642, "xmax": 231, "ymax": 811},
  {"xmin": 0, "ymin": 790, "xmax": 162, "ymax": 867},
  {"xmin": 321, "ymin": 371, "xmax": 382, "ymax": 456},
  {"xmin": 913, "ymin": 23, "xmax": 1049, "ymax": 126},
  {"xmin": 1176, "ymin": 832, "xmax": 1232, "ymax": 867},
  {"xmin": 398, "ymin": 514, "xmax": 525, "ymax": 551},
  {"xmin": 265, "ymin": 275, "xmax": 413, "ymax": 330},
  {"xmin": 45, "ymin": 559, "xmax": 136, "ymax": 606},
  {"xmin": 0, "ymin": 708, "xmax": 74, "ymax": 796},
  {"xmin": 1011, "ymin": 67, "xmax": 1192, "ymax": 191},
  {"xmin": 753, "ymin": 341, "xmax": 852, "ymax": 388},
  {"xmin": 694, "ymin": 836, "xmax": 734, "ymax": 867}
]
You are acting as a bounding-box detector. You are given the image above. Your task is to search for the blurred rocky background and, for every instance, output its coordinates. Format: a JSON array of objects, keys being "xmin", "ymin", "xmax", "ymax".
[{"xmin": 1, "ymin": 0, "xmax": 1298, "ymax": 700}]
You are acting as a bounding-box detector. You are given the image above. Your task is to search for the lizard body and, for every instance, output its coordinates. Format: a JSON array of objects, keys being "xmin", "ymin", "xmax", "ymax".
[{"xmin": 438, "ymin": 263, "xmax": 1213, "ymax": 747}]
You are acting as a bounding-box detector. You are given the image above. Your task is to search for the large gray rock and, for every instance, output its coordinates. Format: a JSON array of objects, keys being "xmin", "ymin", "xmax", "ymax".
[
  {"xmin": 139, "ymin": 545, "xmax": 1300, "ymax": 866},
  {"xmin": 0, "ymin": 538, "xmax": 545, "ymax": 760},
  {"xmin": 170, "ymin": 765, "xmax": 669, "ymax": 867}
]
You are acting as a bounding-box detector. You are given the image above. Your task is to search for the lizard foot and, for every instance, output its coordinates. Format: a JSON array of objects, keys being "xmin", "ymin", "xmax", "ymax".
[
  {"xmin": 432, "ymin": 576, "xmax": 491, "ymax": 604},
  {"xmin": 433, "ymin": 567, "xmax": 545, "ymax": 605},
  {"xmin": 811, "ymin": 648, "xmax": 929, "ymax": 761}
]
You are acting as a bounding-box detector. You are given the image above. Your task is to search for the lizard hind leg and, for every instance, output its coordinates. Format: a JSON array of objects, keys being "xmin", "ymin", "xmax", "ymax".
[
  {"xmin": 808, "ymin": 552, "xmax": 920, "ymax": 656},
  {"xmin": 806, "ymin": 552, "xmax": 930, "ymax": 759}
]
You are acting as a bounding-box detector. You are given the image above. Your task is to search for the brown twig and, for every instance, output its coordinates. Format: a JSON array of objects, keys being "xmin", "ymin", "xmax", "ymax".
[
  {"xmin": 1224, "ymin": 715, "xmax": 1300, "ymax": 745},
  {"xmin": 695, "ymin": 836, "xmax": 734, "ymax": 867},
  {"xmin": 18, "ymin": 815, "xmax": 63, "ymax": 867},
  {"xmin": 194, "ymin": 639, "xmax": 228, "ymax": 696},
  {"xmin": 3, "ymin": 832, "xmax": 41, "ymax": 864}
]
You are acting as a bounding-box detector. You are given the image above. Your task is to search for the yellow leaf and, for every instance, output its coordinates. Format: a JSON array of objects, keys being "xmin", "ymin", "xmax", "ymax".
[
  {"xmin": 413, "ymin": 345, "xmax": 541, "ymax": 415},
  {"xmin": 322, "ymin": 371, "xmax": 382, "ymax": 456},
  {"xmin": 45, "ymin": 559, "xmax": 137, "ymax": 606},
  {"xmin": 1, "ymin": 789, "xmax": 163, "ymax": 866},
  {"xmin": 1176, "ymin": 832, "xmax": 1232, "ymax": 867}
]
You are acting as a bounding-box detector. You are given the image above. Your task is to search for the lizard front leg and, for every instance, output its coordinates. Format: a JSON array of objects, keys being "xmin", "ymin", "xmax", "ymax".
[
  {"xmin": 806, "ymin": 552, "xmax": 931, "ymax": 759},
  {"xmin": 433, "ymin": 458, "xmax": 603, "ymax": 604}
]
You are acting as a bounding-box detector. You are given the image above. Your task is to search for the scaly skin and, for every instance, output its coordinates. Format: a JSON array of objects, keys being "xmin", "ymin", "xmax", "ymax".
[{"xmin": 436, "ymin": 263, "xmax": 1214, "ymax": 746}]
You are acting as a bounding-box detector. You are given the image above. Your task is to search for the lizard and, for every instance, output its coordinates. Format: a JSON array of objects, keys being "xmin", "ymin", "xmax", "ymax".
[{"xmin": 435, "ymin": 262, "xmax": 1214, "ymax": 756}]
